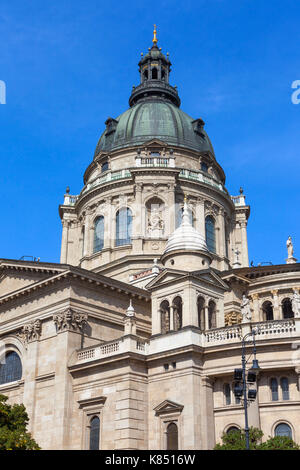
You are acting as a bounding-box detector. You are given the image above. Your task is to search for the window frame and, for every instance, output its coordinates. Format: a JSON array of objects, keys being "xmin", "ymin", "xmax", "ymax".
[
  {"xmin": 93, "ymin": 216, "xmax": 105, "ymax": 253},
  {"xmin": 0, "ymin": 350, "xmax": 22, "ymax": 386},
  {"xmin": 78, "ymin": 396, "xmax": 106, "ymax": 450},
  {"xmin": 205, "ymin": 215, "xmax": 216, "ymax": 253},
  {"xmin": 116, "ymin": 207, "xmax": 133, "ymax": 247}
]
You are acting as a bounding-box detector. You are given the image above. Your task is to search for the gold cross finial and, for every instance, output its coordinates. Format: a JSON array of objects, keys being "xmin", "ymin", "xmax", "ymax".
[{"xmin": 153, "ymin": 24, "xmax": 158, "ymax": 44}]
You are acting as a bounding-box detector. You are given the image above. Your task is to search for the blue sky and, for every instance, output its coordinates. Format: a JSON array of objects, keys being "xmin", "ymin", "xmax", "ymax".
[{"xmin": 0, "ymin": 0, "xmax": 299, "ymax": 265}]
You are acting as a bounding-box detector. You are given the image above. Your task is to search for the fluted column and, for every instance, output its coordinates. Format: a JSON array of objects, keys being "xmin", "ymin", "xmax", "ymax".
[
  {"xmin": 250, "ymin": 293, "xmax": 260, "ymax": 322},
  {"xmin": 104, "ymin": 197, "xmax": 112, "ymax": 249},
  {"xmin": 218, "ymin": 209, "xmax": 226, "ymax": 259},
  {"xmin": 240, "ymin": 221, "xmax": 249, "ymax": 267},
  {"xmin": 205, "ymin": 305, "xmax": 209, "ymax": 330},
  {"xmin": 60, "ymin": 220, "xmax": 69, "ymax": 263},
  {"xmin": 167, "ymin": 183, "xmax": 176, "ymax": 236},
  {"xmin": 195, "ymin": 197, "xmax": 205, "ymax": 238},
  {"xmin": 83, "ymin": 212, "xmax": 90, "ymax": 256},
  {"xmin": 200, "ymin": 376, "xmax": 216, "ymax": 449}
]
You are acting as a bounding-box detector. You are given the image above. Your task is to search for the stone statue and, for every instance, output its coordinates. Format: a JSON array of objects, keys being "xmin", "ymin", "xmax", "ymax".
[
  {"xmin": 147, "ymin": 208, "xmax": 164, "ymax": 237},
  {"xmin": 292, "ymin": 291, "xmax": 300, "ymax": 318},
  {"xmin": 241, "ymin": 294, "xmax": 252, "ymax": 322},
  {"xmin": 287, "ymin": 236, "xmax": 294, "ymax": 258}
]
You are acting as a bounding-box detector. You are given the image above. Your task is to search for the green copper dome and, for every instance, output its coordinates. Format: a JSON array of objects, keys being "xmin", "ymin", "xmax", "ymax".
[
  {"xmin": 94, "ymin": 35, "xmax": 215, "ymax": 157},
  {"xmin": 94, "ymin": 100, "xmax": 215, "ymax": 156}
]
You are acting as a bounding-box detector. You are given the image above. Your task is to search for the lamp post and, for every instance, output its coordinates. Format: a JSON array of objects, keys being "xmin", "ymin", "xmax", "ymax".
[{"xmin": 233, "ymin": 329, "xmax": 260, "ymax": 450}]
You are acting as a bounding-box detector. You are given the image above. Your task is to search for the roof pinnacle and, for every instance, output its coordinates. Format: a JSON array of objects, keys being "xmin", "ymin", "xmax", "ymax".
[{"xmin": 152, "ymin": 24, "xmax": 158, "ymax": 45}]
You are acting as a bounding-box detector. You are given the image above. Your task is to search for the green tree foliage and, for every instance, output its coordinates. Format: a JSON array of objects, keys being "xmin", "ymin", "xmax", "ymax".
[
  {"xmin": 214, "ymin": 426, "xmax": 263, "ymax": 450},
  {"xmin": 0, "ymin": 394, "xmax": 40, "ymax": 450},
  {"xmin": 258, "ymin": 436, "xmax": 299, "ymax": 450},
  {"xmin": 214, "ymin": 426, "xmax": 299, "ymax": 450}
]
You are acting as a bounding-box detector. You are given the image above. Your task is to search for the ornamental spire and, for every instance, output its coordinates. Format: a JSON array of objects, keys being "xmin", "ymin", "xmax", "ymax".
[{"xmin": 152, "ymin": 24, "xmax": 158, "ymax": 45}]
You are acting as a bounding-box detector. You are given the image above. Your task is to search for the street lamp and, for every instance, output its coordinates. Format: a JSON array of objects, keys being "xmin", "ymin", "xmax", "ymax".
[{"xmin": 233, "ymin": 329, "xmax": 260, "ymax": 450}]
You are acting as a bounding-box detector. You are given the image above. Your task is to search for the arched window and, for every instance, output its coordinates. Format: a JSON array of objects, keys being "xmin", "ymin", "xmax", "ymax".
[
  {"xmin": 282, "ymin": 298, "xmax": 294, "ymax": 319},
  {"xmin": 173, "ymin": 296, "xmax": 183, "ymax": 331},
  {"xmin": 176, "ymin": 206, "xmax": 194, "ymax": 228},
  {"xmin": 160, "ymin": 300, "xmax": 170, "ymax": 334},
  {"xmin": 205, "ymin": 216, "xmax": 216, "ymax": 253},
  {"xmin": 224, "ymin": 383, "xmax": 231, "ymax": 405},
  {"xmin": 0, "ymin": 351, "xmax": 22, "ymax": 385},
  {"xmin": 201, "ymin": 162, "xmax": 208, "ymax": 173},
  {"xmin": 101, "ymin": 161, "xmax": 109, "ymax": 173},
  {"xmin": 226, "ymin": 426, "xmax": 240, "ymax": 435},
  {"xmin": 271, "ymin": 378, "xmax": 278, "ymax": 401},
  {"xmin": 152, "ymin": 67, "xmax": 158, "ymax": 79},
  {"xmin": 208, "ymin": 300, "xmax": 217, "ymax": 329},
  {"xmin": 166, "ymin": 422, "xmax": 178, "ymax": 450},
  {"xmin": 197, "ymin": 296, "xmax": 205, "ymax": 331},
  {"xmin": 116, "ymin": 208, "xmax": 132, "ymax": 246},
  {"xmin": 275, "ymin": 423, "xmax": 292, "ymax": 438},
  {"xmin": 89, "ymin": 416, "xmax": 100, "ymax": 450},
  {"xmin": 262, "ymin": 301, "xmax": 274, "ymax": 321},
  {"xmin": 93, "ymin": 216, "xmax": 104, "ymax": 253},
  {"xmin": 280, "ymin": 377, "xmax": 289, "ymax": 400}
]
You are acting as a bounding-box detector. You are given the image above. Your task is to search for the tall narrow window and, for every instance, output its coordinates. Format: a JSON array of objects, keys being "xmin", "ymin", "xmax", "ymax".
[
  {"xmin": 271, "ymin": 378, "xmax": 278, "ymax": 401},
  {"xmin": 205, "ymin": 216, "xmax": 216, "ymax": 253},
  {"xmin": 208, "ymin": 300, "xmax": 217, "ymax": 329},
  {"xmin": 201, "ymin": 162, "xmax": 208, "ymax": 173},
  {"xmin": 282, "ymin": 298, "xmax": 294, "ymax": 319},
  {"xmin": 275, "ymin": 423, "xmax": 292, "ymax": 438},
  {"xmin": 0, "ymin": 351, "xmax": 22, "ymax": 385},
  {"xmin": 89, "ymin": 416, "xmax": 100, "ymax": 450},
  {"xmin": 224, "ymin": 383, "xmax": 231, "ymax": 405},
  {"xmin": 116, "ymin": 208, "xmax": 132, "ymax": 246},
  {"xmin": 173, "ymin": 296, "xmax": 183, "ymax": 331},
  {"xmin": 262, "ymin": 301, "xmax": 274, "ymax": 321},
  {"xmin": 280, "ymin": 377, "xmax": 289, "ymax": 400},
  {"xmin": 166, "ymin": 422, "xmax": 178, "ymax": 450},
  {"xmin": 160, "ymin": 300, "xmax": 170, "ymax": 334},
  {"xmin": 197, "ymin": 296, "xmax": 205, "ymax": 331},
  {"xmin": 101, "ymin": 161, "xmax": 109, "ymax": 173},
  {"xmin": 93, "ymin": 216, "xmax": 104, "ymax": 253}
]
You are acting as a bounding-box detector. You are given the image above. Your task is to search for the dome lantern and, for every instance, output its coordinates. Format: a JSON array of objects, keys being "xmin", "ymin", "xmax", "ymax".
[{"xmin": 129, "ymin": 26, "xmax": 181, "ymax": 108}]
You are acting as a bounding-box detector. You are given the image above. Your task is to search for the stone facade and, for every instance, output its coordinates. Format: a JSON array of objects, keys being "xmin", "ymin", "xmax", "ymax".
[{"xmin": 0, "ymin": 34, "xmax": 299, "ymax": 450}]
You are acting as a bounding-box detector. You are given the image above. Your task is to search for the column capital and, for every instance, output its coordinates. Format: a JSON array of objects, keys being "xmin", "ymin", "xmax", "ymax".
[
  {"xmin": 251, "ymin": 293, "xmax": 259, "ymax": 300},
  {"xmin": 17, "ymin": 319, "xmax": 42, "ymax": 346},
  {"xmin": 53, "ymin": 308, "xmax": 88, "ymax": 333}
]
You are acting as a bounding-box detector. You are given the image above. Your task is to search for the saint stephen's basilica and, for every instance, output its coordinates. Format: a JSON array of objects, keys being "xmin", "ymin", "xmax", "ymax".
[{"xmin": 1, "ymin": 28, "xmax": 300, "ymax": 450}]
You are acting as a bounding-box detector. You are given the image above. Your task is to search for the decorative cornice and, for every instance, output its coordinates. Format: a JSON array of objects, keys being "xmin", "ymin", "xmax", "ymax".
[{"xmin": 53, "ymin": 308, "xmax": 88, "ymax": 333}]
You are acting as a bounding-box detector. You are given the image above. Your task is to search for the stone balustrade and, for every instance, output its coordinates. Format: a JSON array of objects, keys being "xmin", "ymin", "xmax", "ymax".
[
  {"xmin": 204, "ymin": 325, "xmax": 242, "ymax": 344},
  {"xmin": 63, "ymin": 194, "xmax": 78, "ymax": 206},
  {"xmin": 76, "ymin": 319, "xmax": 300, "ymax": 364},
  {"xmin": 77, "ymin": 336, "xmax": 149, "ymax": 363},
  {"xmin": 251, "ymin": 319, "xmax": 297, "ymax": 339},
  {"xmin": 135, "ymin": 156, "xmax": 175, "ymax": 167},
  {"xmin": 63, "ymin": 166, "xmax": 230, "ymax": 206},
  {"xmin": 179, "ymin": 168, "xmax": 226, "ymax": 193},
  {"xmin": 231, "ymin": 194, "xmax": 246, "ymax": 206}
]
